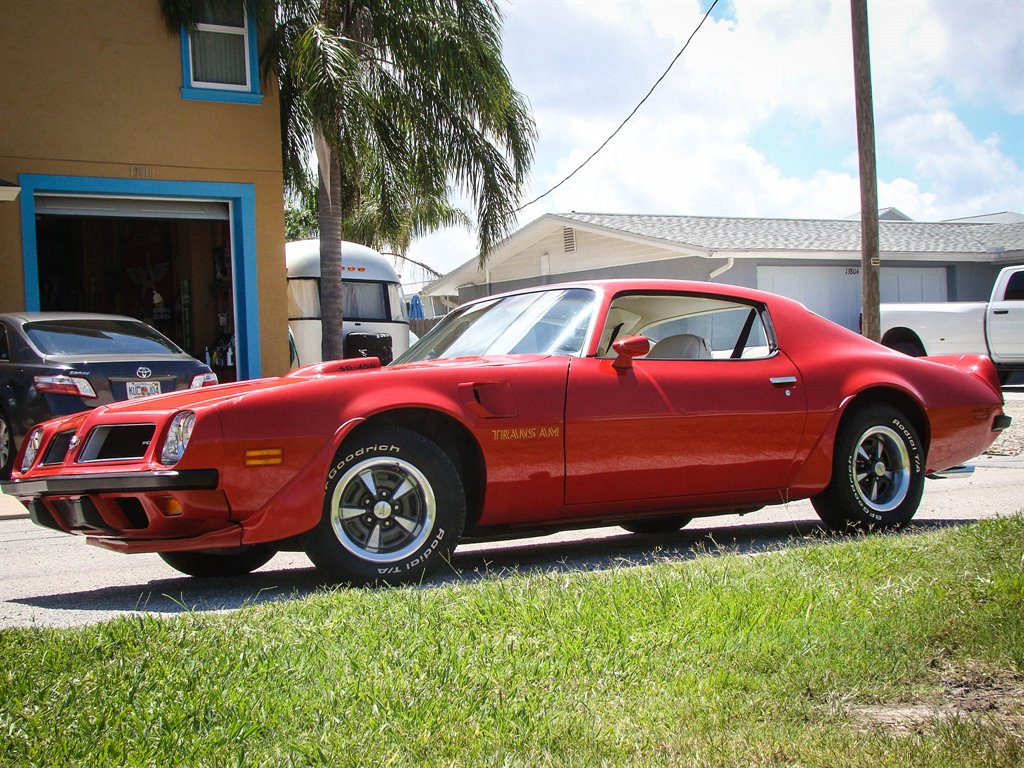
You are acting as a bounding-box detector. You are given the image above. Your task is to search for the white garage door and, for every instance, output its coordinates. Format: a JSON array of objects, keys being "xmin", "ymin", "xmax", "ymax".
[{"xmin": 757, "ymin": 266, "xmax": 947, "ymax": 330}]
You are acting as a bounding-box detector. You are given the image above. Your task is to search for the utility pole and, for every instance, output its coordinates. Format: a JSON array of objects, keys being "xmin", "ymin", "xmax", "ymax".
[{"xmin": 851, "ymin": 0, "xmax": 880, "ymax": 341}]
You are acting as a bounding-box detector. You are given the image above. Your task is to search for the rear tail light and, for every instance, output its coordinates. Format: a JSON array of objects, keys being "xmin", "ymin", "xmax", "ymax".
[
  {"xmin": 33, "ymin": 375, "xmax": 97, "ymax": 399},
  {"xmin": 190, "ymin": 373, "xmax": 219, "ymax": 389}
]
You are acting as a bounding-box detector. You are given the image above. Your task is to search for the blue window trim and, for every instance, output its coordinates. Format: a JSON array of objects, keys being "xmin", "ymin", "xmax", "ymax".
[
  {"xmin": 179, "ymin": 11, "xmax": 262, "ymax": 105},
  {"xmin": 17, "ymin": 174, "xmax": 262, "ymax": 380}
]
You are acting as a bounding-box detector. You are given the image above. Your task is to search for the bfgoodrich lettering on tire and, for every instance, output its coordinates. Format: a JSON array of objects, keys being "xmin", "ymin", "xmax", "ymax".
[
  {"xmin": 812, "ymin": 404, "xmax": 925, "ymax": 531},
  {"xmin": 305, "ymin": 426, "xmax": 466, "ymax": 585}
]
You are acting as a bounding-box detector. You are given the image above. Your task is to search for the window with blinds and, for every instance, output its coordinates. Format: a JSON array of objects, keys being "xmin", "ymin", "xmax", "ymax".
[{"xmin": 189, "ymin": 3, "xmax": 249, "ymax": 89}]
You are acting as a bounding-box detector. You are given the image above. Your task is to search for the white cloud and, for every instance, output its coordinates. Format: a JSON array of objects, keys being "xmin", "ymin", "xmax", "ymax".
[{"xmin": 407, "ymin": 0, "xmax": 1024, "ymax": 279}]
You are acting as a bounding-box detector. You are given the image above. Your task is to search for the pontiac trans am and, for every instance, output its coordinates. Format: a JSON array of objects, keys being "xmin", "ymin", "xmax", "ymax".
[{"xmin": 1, "ymin": 280, "xmax": 1011, "ymax": 584}]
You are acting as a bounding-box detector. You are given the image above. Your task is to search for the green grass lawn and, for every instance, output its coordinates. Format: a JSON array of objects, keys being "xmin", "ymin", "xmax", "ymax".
[{"xmin": 2, "ymin": 516, "xmax": 1022, "ymax": 767}]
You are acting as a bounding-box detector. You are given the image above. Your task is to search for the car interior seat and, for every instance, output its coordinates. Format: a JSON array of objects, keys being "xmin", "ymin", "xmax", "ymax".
[{"xmin": 647, "ymin": 333, "xmax": 712, "ymax": 360}]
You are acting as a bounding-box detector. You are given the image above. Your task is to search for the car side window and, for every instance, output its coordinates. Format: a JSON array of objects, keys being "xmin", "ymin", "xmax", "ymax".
[
  {"xmin": 1003, "ymin": 271, "xmax": 1024, "ymax": 302},
  {"xmin": 600, "ymin": 294, "xmax": 775, "ymax": 360}
]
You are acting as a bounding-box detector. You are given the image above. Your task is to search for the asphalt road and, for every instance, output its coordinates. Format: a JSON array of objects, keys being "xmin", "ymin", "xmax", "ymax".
[
  {"xmin": 2, "ymin": 396, "xmax": 1021, "ymax": 629},
  {"xmin": 3, "ymin": 457, "xmax": 1021, "ymax": 630}
]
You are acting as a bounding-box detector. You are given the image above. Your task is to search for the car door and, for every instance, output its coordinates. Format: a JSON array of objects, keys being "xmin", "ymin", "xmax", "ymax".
[
  {"xmin": 987, "ymin": 269, "xmax": 1024, "ymax": 363},
  {"xmin": 564, "ymin": 297, "xmax": 808, "ymax": 507}
]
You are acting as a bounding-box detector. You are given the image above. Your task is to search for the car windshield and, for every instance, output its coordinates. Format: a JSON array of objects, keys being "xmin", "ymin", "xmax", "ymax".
[
  {"xmin": 395, "ymin": 288, "xmax": 597, "ymax": 363},
  {"xmin": 24, "ymin": 319, "xmax": 184, "ymax": 356}
]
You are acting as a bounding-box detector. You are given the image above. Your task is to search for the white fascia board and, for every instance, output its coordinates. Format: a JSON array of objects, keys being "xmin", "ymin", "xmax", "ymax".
[
  {"xmin": 554, "ymin": 216, "xmax": 710, "ymax": 257},
  {"xmin": 422, "ymin": 214, "xmax": 565, "ymax": 296},
  {"xmin": 718, "ymin": 249, "xmax": 999, "ymax": 263}
]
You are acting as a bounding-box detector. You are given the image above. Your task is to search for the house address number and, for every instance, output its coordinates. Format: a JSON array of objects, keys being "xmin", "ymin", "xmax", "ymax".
[
  {"xmin": 131, "ymin": 166, "xmax": 155, "ymax": 179},
  {"xmin": 846, "ymin": 267, "xmax": 860, "ymax": 275}
]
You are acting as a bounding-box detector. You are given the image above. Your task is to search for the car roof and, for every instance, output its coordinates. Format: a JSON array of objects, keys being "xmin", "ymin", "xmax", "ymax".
[{"xmin": 463, "ymin": 278, "xmax": 788, "ymax": 308}]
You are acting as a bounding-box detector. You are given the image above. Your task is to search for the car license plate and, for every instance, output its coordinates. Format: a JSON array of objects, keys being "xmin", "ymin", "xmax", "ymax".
[{"xmin": 127, "ymin": 381, "xmax": 161, "ymax": 399}]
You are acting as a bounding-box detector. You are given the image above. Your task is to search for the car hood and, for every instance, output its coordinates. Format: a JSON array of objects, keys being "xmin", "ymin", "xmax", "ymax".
[{"xmin": 78, "ymin": 354, "xmax": 560, "ymax": 417}]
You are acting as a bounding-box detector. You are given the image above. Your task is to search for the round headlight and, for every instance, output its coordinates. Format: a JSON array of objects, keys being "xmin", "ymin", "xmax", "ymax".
[
  {"xmin": 160, "ymin": 412, "xmax": 196, "ymax": 466},
  {"xmin": 20, "ymin": 428, "xmax": 44, "ymax": 472}
]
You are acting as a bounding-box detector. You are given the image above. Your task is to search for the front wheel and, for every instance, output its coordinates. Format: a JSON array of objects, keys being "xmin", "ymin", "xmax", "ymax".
[
  {"xmin": 811, "ymin": 405, "xmax": 925, "ymax": 531},
  {"xmin": 158, "ymin": 545, "xmax": 275, "ymax": 577},
  {"xmin": 305, "ymin": 427, "xmax": 466, "ymax": 585}
]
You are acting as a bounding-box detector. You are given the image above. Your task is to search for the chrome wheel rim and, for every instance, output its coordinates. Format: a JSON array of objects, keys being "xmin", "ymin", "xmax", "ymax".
[
  {"xmin": 852, "ymin": 425, "xmax": 911, "ymax": 513},
  {"xmin": 0, "ymin": 418, "xmax": 10, "ymax": 469},
  {"xmin": 329, "ymin": 457, "xmax": 436, "ymax": 563}
]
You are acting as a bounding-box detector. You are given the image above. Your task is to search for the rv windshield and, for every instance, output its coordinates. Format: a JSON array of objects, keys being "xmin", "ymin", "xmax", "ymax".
[{"xmin": 394, "ymin": 288, "xmax": 596, "ymax": 363}]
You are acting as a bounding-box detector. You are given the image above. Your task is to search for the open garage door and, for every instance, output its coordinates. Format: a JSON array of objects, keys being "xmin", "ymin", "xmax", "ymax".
[{"xmin": 34, "ymin": 194, "xmax": 238, "ymax": 381}]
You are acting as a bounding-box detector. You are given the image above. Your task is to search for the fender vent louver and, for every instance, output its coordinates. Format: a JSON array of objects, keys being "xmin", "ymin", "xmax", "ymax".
[{"xmin": 562, "ymin": 227, "xmax": 577, "ymax": 253}]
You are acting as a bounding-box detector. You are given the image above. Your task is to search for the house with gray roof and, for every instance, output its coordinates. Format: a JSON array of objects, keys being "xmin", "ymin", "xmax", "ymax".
[{"xmin": 424, "ymin": 211, "xmax": 1024, "ymax": 330}]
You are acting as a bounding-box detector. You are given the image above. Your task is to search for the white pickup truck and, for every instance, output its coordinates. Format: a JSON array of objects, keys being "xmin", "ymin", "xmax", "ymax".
[{"xmin": 880, "ymin": 265, "xmax": 1024, "ymax": 383}]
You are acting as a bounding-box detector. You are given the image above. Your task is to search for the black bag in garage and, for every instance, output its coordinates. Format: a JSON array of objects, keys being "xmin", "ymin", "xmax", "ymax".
[{"xmin": 344, "ymin": 332, "xmax": 393, "ymax": 365}]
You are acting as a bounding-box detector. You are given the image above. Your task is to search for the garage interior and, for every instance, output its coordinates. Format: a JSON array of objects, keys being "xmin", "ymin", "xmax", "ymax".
[{"xmin": 33, "ymin": 196, "xmax": 238, "ymax": 381}]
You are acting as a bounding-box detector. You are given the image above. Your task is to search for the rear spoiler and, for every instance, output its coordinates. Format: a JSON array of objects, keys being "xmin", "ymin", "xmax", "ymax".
[{"xmin": 923, "ymin": 353, "xmax": 1002, "ymax": 396}]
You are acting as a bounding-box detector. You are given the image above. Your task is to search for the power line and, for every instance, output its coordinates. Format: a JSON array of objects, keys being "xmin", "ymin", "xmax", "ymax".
[{"xmin": 516, "ymin": 0, "xmax": 721, "ymax": 212}]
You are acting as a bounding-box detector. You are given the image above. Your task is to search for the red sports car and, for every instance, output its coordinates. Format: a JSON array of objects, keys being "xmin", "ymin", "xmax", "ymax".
[{"xmin": 1, "ymin": 280, "xmax": 1010, "ymax": 584}]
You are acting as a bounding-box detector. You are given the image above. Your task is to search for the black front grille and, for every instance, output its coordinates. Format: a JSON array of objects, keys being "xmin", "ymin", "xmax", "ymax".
[
  {"xmin": 78, "ymin": 425, "xmax": 156, "ymax": 462},
  {"xmin": 42, "ymin": 431, "xmax": 76, "ymax": 465}
]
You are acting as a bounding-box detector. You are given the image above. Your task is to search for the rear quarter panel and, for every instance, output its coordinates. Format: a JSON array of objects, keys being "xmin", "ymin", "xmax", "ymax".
[{"xmin": 767, "ymin": 297, "xmax": 1004, "ymax": 494}]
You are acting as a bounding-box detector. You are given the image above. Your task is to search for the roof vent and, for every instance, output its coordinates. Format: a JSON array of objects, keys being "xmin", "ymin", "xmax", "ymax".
[{"xmin": 562, "ymin": 227, "xmax": 577, "ymax": 253}]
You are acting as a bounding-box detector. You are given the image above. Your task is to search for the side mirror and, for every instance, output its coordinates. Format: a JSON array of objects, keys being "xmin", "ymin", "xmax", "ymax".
[{"xmin": 611, "ymin": 336, "xmax": 650, "ymax": 370}]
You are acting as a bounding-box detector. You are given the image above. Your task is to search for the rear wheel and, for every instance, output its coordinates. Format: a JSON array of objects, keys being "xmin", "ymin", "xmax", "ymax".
[
  {"xmin": 158, "ymin": 545, "xmax": 275, "ymax": 577},
  {"xmin": 305, "ymin": 427, "xmax": 465, "ymax": 585},
  {"xmin": 811, "ymin": 405, "xmax": 924, "ymax": 531},
  {"xmin": 0, "ymin": 412, "xmax": 13, "ymax": 481},
  {"xmin": 621, "ymin": 515, "xmax": 692, "ymax": 535}
]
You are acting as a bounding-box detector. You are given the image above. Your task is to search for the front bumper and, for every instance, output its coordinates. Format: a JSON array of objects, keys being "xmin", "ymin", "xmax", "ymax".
[
  {"xmin": 2, "ymin": 469, "xmax": 219, "ymax": 499},
  {"xmin": 1, "ymin": 469, "xmax": 240, "ymax": 553}
]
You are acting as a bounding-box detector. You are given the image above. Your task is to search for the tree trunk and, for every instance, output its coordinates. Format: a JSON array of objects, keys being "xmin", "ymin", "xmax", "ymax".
[
  {"xmin": 851, "ymin": 0, "xmax": 881, "ymax": 342},
  {"xmin": 318, "ymin": 157, "xmax": 346, "ymax": 361}
]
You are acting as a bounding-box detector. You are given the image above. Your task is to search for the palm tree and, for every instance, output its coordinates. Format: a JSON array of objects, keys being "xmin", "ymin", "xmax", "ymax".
[{"xmin": 163, "ymin": 0, "xmax": 535, "ymax": 360}]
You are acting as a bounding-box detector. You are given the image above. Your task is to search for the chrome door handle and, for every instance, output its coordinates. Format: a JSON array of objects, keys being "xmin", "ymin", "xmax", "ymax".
[{"xmin": 770, "ymin": 376, "xmax": 798, "ymax": 387}]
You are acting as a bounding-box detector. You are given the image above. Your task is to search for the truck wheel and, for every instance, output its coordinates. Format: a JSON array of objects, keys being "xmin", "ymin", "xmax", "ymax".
[
  {"xmin": 306, "ymin": 427, "xmax": 465, "ymax": 585},
  {"xmin": 158, "ymin": 546, "xmax": 275, "ymax": 577},
  {"xmin": 890, "ymin": 340, "xmax": 925, "ymax": 357},
  {"xmin": 811, "ymin": 405, "xmax": 924, "ymax": 531}
]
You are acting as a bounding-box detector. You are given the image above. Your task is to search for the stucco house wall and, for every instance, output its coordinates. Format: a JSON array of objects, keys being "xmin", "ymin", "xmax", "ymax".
[{"xmin": 0, "ymin": 1, "xmax": 289, "ymax": 377}]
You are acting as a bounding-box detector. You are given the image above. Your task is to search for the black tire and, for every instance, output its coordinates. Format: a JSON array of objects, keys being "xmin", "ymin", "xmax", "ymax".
[
  {"xmin": 998, "ymin": 370, "xmax": 1017, "ymax": 386},
  {"xmin": 621, "ymin": 515, "xmax": 692, "ymax": 535},
  {"xmin": 811, "ymin": 405, "xmax": 925, "ymax": 531},
  {"xmin": 158, "ymin": 545, "xmax": 275, "ymax": 577},
  {"xmin": 305, "ymin": 427, "xmax": 465, "ymax": 585},
  {"xmin": 0, "ymin": 411, "xmax": 13, "ymax": 481},
  {"xmin": 890, "ymin": 340, "xmax": 925, "ymax": 357}
]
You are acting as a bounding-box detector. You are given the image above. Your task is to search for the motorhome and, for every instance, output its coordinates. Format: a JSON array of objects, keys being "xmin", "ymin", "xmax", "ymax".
[{"xmin": 286, "ymin": 240, "xmax": 411, "ymax": 367}]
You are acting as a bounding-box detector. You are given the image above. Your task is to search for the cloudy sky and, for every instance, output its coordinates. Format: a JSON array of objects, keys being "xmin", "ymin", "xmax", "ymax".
[{"xmin": 402, "ymin": 0, "xmax": 1024, "ymax": 287}]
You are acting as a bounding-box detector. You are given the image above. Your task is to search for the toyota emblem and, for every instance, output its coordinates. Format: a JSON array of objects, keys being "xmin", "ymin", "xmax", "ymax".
[{"xmin": 136, "ymin": 367, "xmax": 153, "ymax": 379}]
